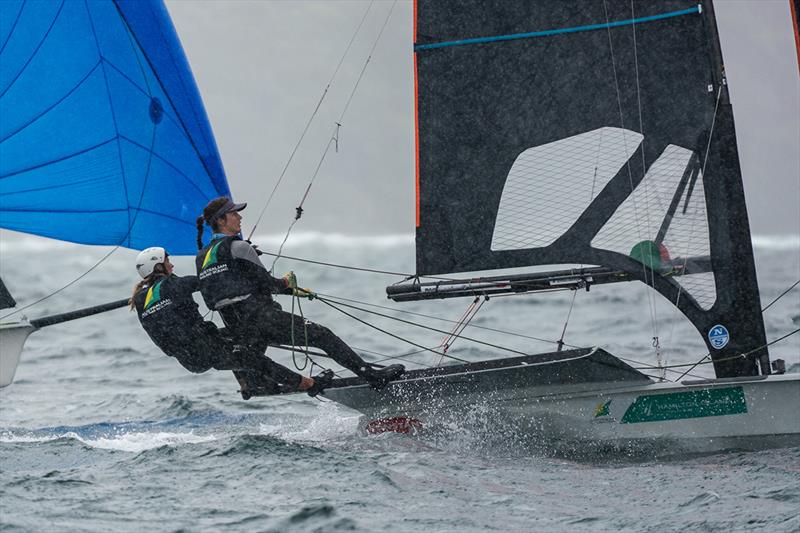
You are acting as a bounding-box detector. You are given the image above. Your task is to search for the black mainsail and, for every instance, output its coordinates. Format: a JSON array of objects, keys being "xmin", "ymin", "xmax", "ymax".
[{"xmin": 401, "ymin": 0, "xmax": 768, "ymax": 378}]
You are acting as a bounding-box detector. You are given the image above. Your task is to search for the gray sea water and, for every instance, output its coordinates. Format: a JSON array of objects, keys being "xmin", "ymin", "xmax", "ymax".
[{"xmin": 1, "ymin": 233, "xmax": 798, "ymax": 532}]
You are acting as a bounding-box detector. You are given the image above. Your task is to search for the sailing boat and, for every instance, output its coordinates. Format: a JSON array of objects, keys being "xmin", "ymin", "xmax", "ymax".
[
  {"xmin": 305, "ymin": 0, "xmax": 800, "ymax": 451},
  {"xmin": 2, "ymin": 0, "xmax": 797, "ymax": 453},
  {"xmin": 0, "ymin": 0, "xmax": 232, "ymax": 386}
]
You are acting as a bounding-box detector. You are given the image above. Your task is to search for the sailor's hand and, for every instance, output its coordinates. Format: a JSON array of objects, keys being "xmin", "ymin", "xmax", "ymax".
[
  {"xmin": 283, "ymin": 271, "xmax": 298, "ymax": 289},
  {"xmin": 298, "ymin": 376, "xmax": 314, "ymax": 391},
  {"xmin": 292, "ymin": 287, "xmax": 316, "ymax": 300},
  {"xmin": 245, "ymin": 240, "xmax": 263, "ymax": 256}
]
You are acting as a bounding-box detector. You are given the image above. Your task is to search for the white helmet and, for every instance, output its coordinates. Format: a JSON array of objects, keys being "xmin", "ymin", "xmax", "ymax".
[{"xmin": 135, "ymin": 247, "xmax": 167, "ymax": 279}]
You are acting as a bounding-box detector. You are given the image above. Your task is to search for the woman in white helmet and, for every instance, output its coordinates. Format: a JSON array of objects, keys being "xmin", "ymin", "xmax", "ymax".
[{"xmin": 130, "ymin": 246, "xmax": 332, "ymax": 397}]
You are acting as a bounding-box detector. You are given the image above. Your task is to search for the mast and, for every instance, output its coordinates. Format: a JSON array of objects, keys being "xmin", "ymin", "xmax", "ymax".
[{"xmin": 693, "ymin": 0, "xmax": 768, "ymax": 376}]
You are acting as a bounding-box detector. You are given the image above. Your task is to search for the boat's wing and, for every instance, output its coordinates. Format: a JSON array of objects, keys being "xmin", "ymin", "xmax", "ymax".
[
  {"xmin": 242, "ymin": 347, "xmax": 651, "ymax": 399},
  {"xmin": 332, "ymin": 347, "xmax": 649, "ymax": 389}
]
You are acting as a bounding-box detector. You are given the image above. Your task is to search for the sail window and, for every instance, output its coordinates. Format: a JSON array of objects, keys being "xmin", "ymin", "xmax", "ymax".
[
  {"xmin": 592, "ymin": 144, "xmax": 716, "ymax": 310},
  {"xmin": 491, "ymin": 127, "xmax": 642, "ymax": 251}
]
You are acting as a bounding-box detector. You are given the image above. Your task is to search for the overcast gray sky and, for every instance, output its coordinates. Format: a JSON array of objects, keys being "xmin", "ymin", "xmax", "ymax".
[{"xmin": 165, "ymin": 0, "xmax": 800, "ymax": 238}]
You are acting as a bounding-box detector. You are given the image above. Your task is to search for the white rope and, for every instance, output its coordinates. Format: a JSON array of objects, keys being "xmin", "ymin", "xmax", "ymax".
[
  {"xmin": 270, "ymin": 1, "xmax": 398, "ymax": 272},
  {"xmin": 602, "ymin": 0, "xmax": 660, "ymax": 358},
  {"xmin": 247, "ymin": 1, "xmax": 376, "ymax": 240},
  {"xmin": 629, "ymin": 0, "xmax": 661, "ymax": 360},
  {"xmin": 663, "ymin": 84, "xmax": 724, "ymax": 361}
]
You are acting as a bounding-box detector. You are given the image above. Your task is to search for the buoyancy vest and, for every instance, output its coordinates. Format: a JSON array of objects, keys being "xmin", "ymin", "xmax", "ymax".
[
  {"xmin": 133, "ymin": 275, "xmax": 205, "ymax": 355},
  {"xmin": 196, "ymin": 236, "xmax": 259, "ymax": 310}
]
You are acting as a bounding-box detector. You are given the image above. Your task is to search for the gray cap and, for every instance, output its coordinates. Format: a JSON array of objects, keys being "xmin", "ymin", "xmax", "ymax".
[{"xmin": 211, "ymin": 198, "xmax": 247, "ymax": 221}]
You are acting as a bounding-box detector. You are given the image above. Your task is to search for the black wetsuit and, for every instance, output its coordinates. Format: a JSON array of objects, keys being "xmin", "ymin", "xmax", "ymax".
[
  {"xmin": 196, "ymin": 236, "xmax": 374, "ymax": 377},
  {"xmin": 132, "ymin": 274, "xmax": 304, "ymax": 389}
]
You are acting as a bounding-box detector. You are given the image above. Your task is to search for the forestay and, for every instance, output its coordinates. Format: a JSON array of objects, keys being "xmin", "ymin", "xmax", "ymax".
[
  {"xmin": 410, "ymin": 0, "xmax": 768, "ymax": 378},
  {"xmin": 0, "ymin": 0, "xmax": 229, "ymax": 254}
]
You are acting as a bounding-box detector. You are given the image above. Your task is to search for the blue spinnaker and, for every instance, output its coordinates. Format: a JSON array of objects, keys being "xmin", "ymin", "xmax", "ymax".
[{"xmin": 0, "ymin": 0, "xmax": 230, "ymax": 254}]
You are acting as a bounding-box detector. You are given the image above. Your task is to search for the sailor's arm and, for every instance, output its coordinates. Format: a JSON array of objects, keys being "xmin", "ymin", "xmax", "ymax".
[{"xmin": 229, "ymin": 240, "xmax": 293, "ymax": 295}]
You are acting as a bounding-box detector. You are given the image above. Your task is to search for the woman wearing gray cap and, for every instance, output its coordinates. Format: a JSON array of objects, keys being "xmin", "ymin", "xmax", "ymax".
[{"xmin": 195, "ymin": 196, "xmax": 404, "ymax": 390}]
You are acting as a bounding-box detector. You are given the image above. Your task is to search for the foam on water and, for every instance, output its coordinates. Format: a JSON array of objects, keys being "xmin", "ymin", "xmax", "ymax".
[
  {"xmin": 251, "ymin": 231, "xmax": 415, "ymax": 249},
  {"xmin": 0, "ymin": 430, "xmax": 217, "ymax": 452},
  {"xmin": 0, "ymin": 230, "xmax": 415, "ymax": 255},
  {"xmin": 258, "ymin": 401, "xmax": 362, "ymax": 444},
  {"xmin": 1, "ymin": 230, "xmax": 798, "ymax": 532},
  {"xmin": 751, "ymin": 234, "xmax": 800, "ymax": 250},
  {"xmin": 2, "ymin": 229, "xmax": 796, "ymax": 254}
]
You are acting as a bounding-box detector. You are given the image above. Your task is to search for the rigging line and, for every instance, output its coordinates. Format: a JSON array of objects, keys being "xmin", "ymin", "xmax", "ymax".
[
  {"xmin": 289, "ymin": 294, "xmax": 308, "ymax": 371},
  {"xmin": 615, "ymin": 355, "xmax": 706, "ymax": 380},
  {"xmin": 437, "ymin": 296, "xmax": 486, "ymax": 366},
  {"xmin": 317, "ymin": 295, "xmax": 543, "ymax": 359},
  {"xmin": 270, "ymin": 1, "xmax": 398, "ymax": 271},
  {"xmin": 556, "ymin": 288, "xmax": 579, "ymax": 351},
  {"xmin": 663, "ymin": 85, "xmax": 724, "ymax": 357},
  {"xmin": 337, "ymin": 0, "xmax": 397, "ymax": 123},
  {"xmin": 762, "ymin": 278, "xmax": 800, "ymax": 313},
  {"xmin": 602, "ymin": 0, "xmax": 659, "ymax": 348},
  {"xmin": 366, "ymin": 346, "xmax": 438, "ymax": 366},
  {"xmin": 351, "ymin": 345, "xmax": 436, "ymax": 368},
  {"xmin": 673, "ymin": 326, "xmax": 800, "ymax": 380},
  {"xmin": 266, "ymin": 343, "xmax": 347, "ymax": 379},
  {"xmin": 0, "ymin": 247, "xmax": 118, "ymax": 322},
  {"xmin": 258, "ymin": 249, "xmax": 459, "ymax": 281},
  {"xmin": 319, "ymin": 292, "xmax": 577, "ymax": 348},
  {"xmin": 247, "ymin": 1, "xmax": 375, "ymax": 240},
  {"xmin": 317, "ymin": 296, "xmax": 470, "ymax": 364},
  {"xmin": 436, "ymin": 298, "xmax": 476, "ymax": 362},
  {"xmin": 590, "ymin": 128, "xmax": 604, "ymax": 201},
  {"xmin": 630, "ymin": 0, "xmax": 660, "ymax": 357}
]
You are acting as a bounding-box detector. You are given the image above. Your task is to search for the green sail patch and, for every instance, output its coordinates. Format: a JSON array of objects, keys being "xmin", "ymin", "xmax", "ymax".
[
  {"xmin": 621, "ymin": 386, "xmax": 747, "ymax": 424},
  {"xmin": 629, "ymin": 240, "xmax": 662, "ymax": 270}
]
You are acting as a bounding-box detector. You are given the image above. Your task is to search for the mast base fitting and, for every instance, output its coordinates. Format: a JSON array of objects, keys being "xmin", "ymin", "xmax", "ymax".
[{"xmin": 771, "ymin": 359, "xmax": 786, "ymax": 375}]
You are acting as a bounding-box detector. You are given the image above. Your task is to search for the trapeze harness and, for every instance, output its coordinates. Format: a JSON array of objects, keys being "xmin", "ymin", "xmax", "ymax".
[{"xmin": 195, "ymin": 235, "xmax": 378, "ymax": 379}]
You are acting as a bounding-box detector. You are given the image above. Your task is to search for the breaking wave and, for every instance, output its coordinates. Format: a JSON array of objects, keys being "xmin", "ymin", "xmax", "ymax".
[
  {"xmin": 251, "ymin": 231, "xmax": 414, "ymax": 248},
  {"xmin": 3, "ymin": 229, "xmax": 795, "ymax": 253},
  {"xmin": 0, "ymin": 429, "xmax": 217, "ymax": 452},
  {"xmin": 751, "ymin": 235, "xmax": 800, "ymax": 250}
]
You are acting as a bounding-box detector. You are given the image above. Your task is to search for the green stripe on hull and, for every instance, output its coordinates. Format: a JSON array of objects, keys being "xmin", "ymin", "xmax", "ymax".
[{"xmin": 621, "ymin": 386, "xmax": 747, "ymax": 424}]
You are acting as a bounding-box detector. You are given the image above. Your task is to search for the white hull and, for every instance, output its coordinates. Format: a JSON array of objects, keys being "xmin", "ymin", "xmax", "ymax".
[
  {"xmin": 325, "ymin": 357, "xmax": 800, "ymax": 454},
  {"xmin": 0, "ymin": 322, "xmax": 34, "ymax": 388}
]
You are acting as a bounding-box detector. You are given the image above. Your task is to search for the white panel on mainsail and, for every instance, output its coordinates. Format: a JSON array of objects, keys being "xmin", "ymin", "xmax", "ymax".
[
  {"xmin": 592, "ymin": 144, "xmax": 716, "ymax": 309},
  {"xmin": 490, "ymin": 127, "xmax": 642, "ymax": 251}
]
